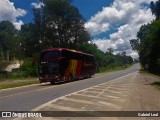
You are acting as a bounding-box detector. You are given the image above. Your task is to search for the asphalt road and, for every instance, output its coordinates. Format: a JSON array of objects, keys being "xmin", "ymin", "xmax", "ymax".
[{"xmin": 0, "ymin": 64, "xmax": 140, "ymax": 111}]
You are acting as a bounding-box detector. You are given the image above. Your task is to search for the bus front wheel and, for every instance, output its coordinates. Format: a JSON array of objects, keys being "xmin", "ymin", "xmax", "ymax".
[{"xmin": 50, "ymin": 81, "xmax": 55, "ymax": 85}]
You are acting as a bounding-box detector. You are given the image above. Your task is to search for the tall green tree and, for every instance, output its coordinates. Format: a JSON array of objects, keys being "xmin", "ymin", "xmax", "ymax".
[
  {"xmin": 33, "ymin": 0, "xmax": 90, "ymax": 50},
  {"xmin": 129, "ymin": 39, "xmax": 139, "ymax": 52},
  {"xmin": 0, "ymin": 21, "xmax": 18, "ymax": 61},
  {"xmin": 137, "ymin": 20, "xmax": 160, "ymax": 74},
  {"xmin": 19, "ymin": 0, "xmax": 91, "ymax": 58},
  {"xmin": 150, "ymin": 0, "xmax": 160, "ymax": 19},
  {"xmin": 129, "ymin": 0, "xmax": 160, "ymax": 74},
  {"xmin": 107, "ymin": 47, "xmax": 114, "ymax": 54},
  {"xmin": 18, "ymin": 23, "xmax": 39, "ymax": 58}
]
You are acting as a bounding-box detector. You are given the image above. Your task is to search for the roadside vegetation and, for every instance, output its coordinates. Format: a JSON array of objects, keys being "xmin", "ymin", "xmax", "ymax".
[
  {"xmin": 139, "ymin": 70, "xmax": 160, "ymax": 89},
  {"xmin": 130, "ymin": 0, "xmax": 160, "ymax": 76},
  {"xmin": 151, "ymin": 81, "xmax": 160, "ymax": 89},
  {"xmin": 0, "ymin": 0, "xmax": 134, "ymax": 89},
  {"xmin": 0, "ymin": 78, "xmax": 38, "ymax": 90}
]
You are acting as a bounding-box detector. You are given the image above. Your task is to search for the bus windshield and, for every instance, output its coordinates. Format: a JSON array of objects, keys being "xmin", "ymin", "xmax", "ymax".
[
  {"xmin": 39, "ymin": 61, "xmax": 59, "ymax": 74},
  {"xmin": 40, "ymin": 51, "xmax": 61, "ymax": 60}
]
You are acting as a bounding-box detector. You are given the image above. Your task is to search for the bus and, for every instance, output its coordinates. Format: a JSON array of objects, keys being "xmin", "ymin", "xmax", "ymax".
[{"xmin": 38, "ymin": 48, "xmax": 95, "ymax": 84}]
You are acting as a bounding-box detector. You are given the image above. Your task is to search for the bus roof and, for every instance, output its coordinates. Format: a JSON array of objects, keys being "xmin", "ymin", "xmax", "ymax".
[{"xmin": 41, "ymin": 48, "xmax": 94, "ymax": 57}]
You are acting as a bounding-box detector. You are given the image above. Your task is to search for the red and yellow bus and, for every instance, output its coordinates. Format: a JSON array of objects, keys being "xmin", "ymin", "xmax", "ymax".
[{"xmin": 38, "ymin": 48, "xmax": 95, "ymax": 84}]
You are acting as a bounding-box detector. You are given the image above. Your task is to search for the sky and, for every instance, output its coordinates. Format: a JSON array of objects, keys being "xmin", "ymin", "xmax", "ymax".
[{"xmin": 0, "ymin": 0, "xmax": 157, "ymax": 58}]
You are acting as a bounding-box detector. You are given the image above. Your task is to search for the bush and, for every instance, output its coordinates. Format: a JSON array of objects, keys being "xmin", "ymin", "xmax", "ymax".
[
  {"xmin": 9, "ymin": 58, "xmax": 38, "ymax": 78},
  {"xmin": 20, "ymin": 58, "xmax": 38, "ymax": 77}
]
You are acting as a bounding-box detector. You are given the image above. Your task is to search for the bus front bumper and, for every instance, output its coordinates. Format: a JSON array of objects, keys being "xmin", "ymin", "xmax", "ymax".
[{"xmin": 39, "ymin": 75, "xmax": 61, "ymax": 83}]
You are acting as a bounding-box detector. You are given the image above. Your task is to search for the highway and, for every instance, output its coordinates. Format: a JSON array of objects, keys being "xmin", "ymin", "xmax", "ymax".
[{"xmin": 0, "ymin": 64, "xmax": 139, "ymax": 111}]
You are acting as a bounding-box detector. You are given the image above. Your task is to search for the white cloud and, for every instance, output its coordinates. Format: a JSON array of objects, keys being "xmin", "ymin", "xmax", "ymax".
[
  {"xmin": 13, "ymin": 20, "xmax": 24, "ymax": 30},
  {"xmin": 85, "ymin": 0, "xmax": 156, "ymax": 58},
  {"xmin": 128, "ymin": 51, "xmax": 139, "ymax": 59},
  {"xmin": 84, "ymin": 22, "xmax": 110, "ymax": 35},
  {"xmin": 93, "ymin": 38, "xmax": 138, "ymax": 58},
  {"xmin": 31, "ymin": 2, "xmax": 44, "ymax": 9},
  {"xmin": 0, "ymin": 0, "xmax": 26, "ymax": 30}
]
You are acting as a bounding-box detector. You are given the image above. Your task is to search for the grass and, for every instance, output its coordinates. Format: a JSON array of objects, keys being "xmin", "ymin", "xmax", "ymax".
[
  {"xmin": 139, "ymin": 68, "xmax": 160, "ymax": 90},
  {"xmin": 151, "ymin": 81, "xmax": 160, "ymax": 89},
  {"xmin": 0, "ymin": 78, "xmax": 39, "ymax": 90},
  {"xmin": 99, "ymin": 64, "xmax": 132, "ymax": 73},
  {"xmin": 139, "ymin": 65, "xmax": 160, "ymax": 76}
]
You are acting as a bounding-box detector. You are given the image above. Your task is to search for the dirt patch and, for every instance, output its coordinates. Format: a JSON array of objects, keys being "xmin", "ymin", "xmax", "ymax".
[
  {"xmin": 123, "ymin": 72, "xmax": 160, "ymax": 112},
  {"xmin": 4, "ymin": 60, "xmax": 22, "ymax": 72}
]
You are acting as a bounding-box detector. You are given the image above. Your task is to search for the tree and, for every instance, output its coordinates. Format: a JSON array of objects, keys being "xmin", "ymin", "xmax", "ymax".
[
  {"xmin": 0, "ymin": 21, "xmax": 18, "ymax": 61},
  {"xmin": 107, "ymin": 47, "xmax": 114, "ymax": 54},
  {"xmin": 18, "ymin": 23, "xmax": 39, "ymax": 58},
  {"xmin": 79, "ymin": 43, "xmax": 133, "ymax": 72},
  {"xmin": 10, "ymin": 0, "xmax": 133, "ymax": 75},
  {"xmin": 129, "ymin": 0, "xmax": 160, "ymax": 74},
  {"xmin": 129, "ymin": 39, "xmax": 139, "ymax": 52},
  {"xmin": 17, "ymin": 0, "xmax": 91, "ymax": 59},
  {"xmin": 150, "ymin": 0, "xmax": 160, "ymax": 19},
  {"xmin": 137, "ymin": 20, "xmax": 160, "ymax": 74},
  {"xmin": 32, "ymin": 0, "xmax": 90, "ymax": 50}
]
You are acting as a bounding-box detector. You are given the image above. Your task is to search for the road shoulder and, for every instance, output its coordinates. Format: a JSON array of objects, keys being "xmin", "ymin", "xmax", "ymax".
[
  {"xmin": 14, "ymin": 72, "xmax": 160, "ymax": 120},
  {"xmin": 124, "ymin": 72, "xmax": 160, "ymax": 111}
]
